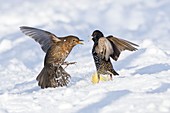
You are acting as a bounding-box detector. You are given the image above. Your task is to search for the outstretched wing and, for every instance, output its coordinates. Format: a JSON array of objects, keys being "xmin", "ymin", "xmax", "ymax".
[
  {"xmin": 95, "ymin": 36, "xmax": 138, "ymax": 61},
  {"xmin": 107, "ymin": 35, "xmax": 139, "ymax": 61},
  {"xmin": 20, "ymin": 26, "xmax": 61, "ymax": 53}
]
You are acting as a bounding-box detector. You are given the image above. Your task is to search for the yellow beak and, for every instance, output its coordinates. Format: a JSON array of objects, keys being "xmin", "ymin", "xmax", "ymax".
[{"xmin": 78, "ymin": 40, "xmax": 84, "ymax": 44}]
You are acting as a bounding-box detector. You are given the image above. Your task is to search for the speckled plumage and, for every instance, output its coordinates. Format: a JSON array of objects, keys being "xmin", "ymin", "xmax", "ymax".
[
  {"xmin": 20, "ymin": 26, "xmax": 83, "ymax": 88},
  {"xmin": 92, "ymin": 30, "xmax": 138, "ymax": 82}
]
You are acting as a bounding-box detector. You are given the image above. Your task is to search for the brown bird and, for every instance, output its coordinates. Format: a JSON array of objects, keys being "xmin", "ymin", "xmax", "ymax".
[
  {"xmin": 20, "ymin": 26, "xmax": 83, "ymax": 88},
  {"xmin": 92, "ymin": 30, "xmax": 138, "ymax": 82}
]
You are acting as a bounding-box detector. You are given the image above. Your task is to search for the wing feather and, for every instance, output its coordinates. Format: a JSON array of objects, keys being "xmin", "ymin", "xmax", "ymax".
[
  {"xmin": 20, "ymin": 26, "xmax": 61, "ymax": 53},
  {"xmin": 107, "ymin": 35, "xmax": 139, "ymax": 61},
  {"xmin": 95, "ymin": 36, "xmax": 139, "ymax": 61},
  {"xmin": 107, "ymin": 35, "xmax": 138, "ymax": 51}
]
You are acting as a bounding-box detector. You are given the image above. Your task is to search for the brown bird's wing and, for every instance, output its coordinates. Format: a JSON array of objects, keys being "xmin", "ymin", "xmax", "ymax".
[
  {"xmin": 107, "ymin": 35, "xmax": 139, "ymax": 61},
  {"xmin": 20, "ymin": 26, "xmax": 61, "ymax": 53}
]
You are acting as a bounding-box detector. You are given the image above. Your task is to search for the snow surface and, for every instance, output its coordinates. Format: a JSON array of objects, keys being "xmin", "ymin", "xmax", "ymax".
[{"xmin": 0, "ymin": 0, "xmax": 170, "ymax": 113}]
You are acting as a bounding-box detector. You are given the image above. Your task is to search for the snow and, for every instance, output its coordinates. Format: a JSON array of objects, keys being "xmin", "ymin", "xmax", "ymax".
[{"xmin": 0, "ymin": 0, "xmax": 170, "ymax": 113}]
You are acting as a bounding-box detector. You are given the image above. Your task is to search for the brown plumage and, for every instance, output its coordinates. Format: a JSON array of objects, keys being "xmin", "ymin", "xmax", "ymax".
[
  {"xmin": 92, "ymin": 30, "xmax": 138, "ymax": 82},
  {"xmin": 20, "ymin": 26, "xmax": 83, "ymax": 88}
]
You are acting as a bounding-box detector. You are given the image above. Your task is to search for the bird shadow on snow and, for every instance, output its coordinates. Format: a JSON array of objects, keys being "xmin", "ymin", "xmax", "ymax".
[
  {"xmin": 133, "ymin": 63, "xmax": 170, "ymax": 75},
  {"xmin": 75, "ymin": 90, "xmax": 130, "ymax": 113},
  {"xmin": 147, "ymin": 82, "xmax": 170, "ymax": 94}
]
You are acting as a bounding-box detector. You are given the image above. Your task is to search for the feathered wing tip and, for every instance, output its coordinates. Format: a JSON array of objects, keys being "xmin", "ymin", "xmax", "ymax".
[
  {"xmin": 20, "ymin": 26, "xmax": 61, "ymax": 53},
  {"xmin": 95, "ymin": 36, "xmax": 139, "ymax": 61},
  {"xmin": 107, "ymin": 36, "xmax": 139, "ymax": 51},
  {"xmin": 107, "ymin": 36, "xmax": 139, "ymax": 61},
  {"xmin": 36, "ymin": 65, "xmax": 70, "ymax": 88}
]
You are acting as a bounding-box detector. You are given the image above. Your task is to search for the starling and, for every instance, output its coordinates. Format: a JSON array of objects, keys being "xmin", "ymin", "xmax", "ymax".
[
  {"xmin": 91, "ymin": 30, "xmax": 138, "ymax": 83},
  {"xmin": 20, "ymin": 26, "xmax": 83, "ymax": 88}
]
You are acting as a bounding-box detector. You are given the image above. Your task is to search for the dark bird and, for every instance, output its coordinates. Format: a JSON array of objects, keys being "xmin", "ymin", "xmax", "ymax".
[
  {"xmin": 20, "ymin": 26, "xmax": 83, "ymax": 88},
  {"xmin": 91, "ymin": 30, "xmax": 138, "ymax": 83}
]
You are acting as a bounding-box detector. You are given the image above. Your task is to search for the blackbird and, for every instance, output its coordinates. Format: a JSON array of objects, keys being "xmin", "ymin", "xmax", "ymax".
[
  {"xmin": 20, "ymin": 26, "xmax": 83, "ymax": 88},
  {"xmin": 91, "ymin": 30, "xmax": 138, "ymax": 82}
]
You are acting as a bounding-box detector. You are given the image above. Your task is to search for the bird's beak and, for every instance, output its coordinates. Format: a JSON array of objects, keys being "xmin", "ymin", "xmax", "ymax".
[{"xmin": 78, "ymin": 40, "xmax": 84, "ymax": 44}]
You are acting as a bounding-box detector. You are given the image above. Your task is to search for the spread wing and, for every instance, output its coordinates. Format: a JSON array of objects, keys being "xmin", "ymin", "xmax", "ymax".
[
  {"xmin": 95, "ymin": 36, "xmax": 138, "ymax": 61},
  {"xmin": 20, "ymin": 26, "xmax": 61, "ymax": 53},
  {"xmin": 107, "ymin": 35, "xmax": 139, "ymax": 61}
]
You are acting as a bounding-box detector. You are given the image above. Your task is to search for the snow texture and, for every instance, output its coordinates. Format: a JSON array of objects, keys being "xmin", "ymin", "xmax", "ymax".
[{"xmin": 0, "ymin": 0, "xmax": 170, "ymax": 113}]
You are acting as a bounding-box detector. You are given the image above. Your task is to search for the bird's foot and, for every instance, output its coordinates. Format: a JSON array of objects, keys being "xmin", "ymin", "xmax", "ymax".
[
  {"xmin": 62, "ymin": 61, "xmax": 77, "ymax": 65},
  {"xmin": 62, "ymin": 61, "xmax": 77, "ymax": 69}
]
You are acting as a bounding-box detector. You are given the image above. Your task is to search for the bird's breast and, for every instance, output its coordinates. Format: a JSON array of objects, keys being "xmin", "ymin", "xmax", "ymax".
[{"xmin": 44, "ymin": 44, "xmax": 69, "ymax": 65}]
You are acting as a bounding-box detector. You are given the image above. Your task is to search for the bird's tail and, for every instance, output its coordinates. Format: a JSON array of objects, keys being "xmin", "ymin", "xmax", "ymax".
[
  {"xmin": 36, "ymin": 64, "xmax": 70, "ymax": 89},
  {"xmin": 111, "ymin": 69, "xmax": 119, "ymax": 76}
]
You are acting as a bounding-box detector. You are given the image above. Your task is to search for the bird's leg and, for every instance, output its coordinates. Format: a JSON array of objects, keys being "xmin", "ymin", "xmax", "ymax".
[
  {"xmin": 62, "ymin": 61, "xmax": 77, "ymax": 65},
  {"xmin": 110, "ymin": 74, "xmax": 113, "ymax": 80},
  {"xmin": 97, "ymin": 73, "xmax": 100, "ymax": 83},
  {"xmin": 62, "ymin": 61, "xmax": 77, "ymax": 69},
  {"xmin": 106, "ymin": 71, "xmax": 114, "ymax": 80}
]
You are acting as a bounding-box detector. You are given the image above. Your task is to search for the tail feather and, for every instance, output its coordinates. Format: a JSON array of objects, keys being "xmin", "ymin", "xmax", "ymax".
[
  {"xmin": 111, "ymin": 69, "xmax": 119, "ymax": 75},
  {"xmin": 36, "ymin": 65, "xmax": 70, "ymax": 88}
]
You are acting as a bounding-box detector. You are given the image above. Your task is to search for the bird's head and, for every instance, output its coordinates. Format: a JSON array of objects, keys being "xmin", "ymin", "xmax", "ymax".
[
  {"xmin": 91, "ymin": 30, "xmax": 104, "ymax": 43},
  {"xmin": 66, "ymin": 36, "xmax": 84, "ymax": 47}
]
